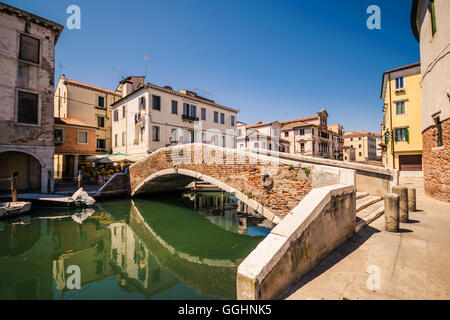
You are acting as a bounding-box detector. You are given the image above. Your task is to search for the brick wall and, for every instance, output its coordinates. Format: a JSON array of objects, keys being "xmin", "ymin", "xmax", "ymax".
[
  {"xmin": 130, "ymin": 144, "xmax": 312, "ymax": 218},
  {"xmin": 422, "ymin": 118, "xmax": 450, "ymax": 202}
]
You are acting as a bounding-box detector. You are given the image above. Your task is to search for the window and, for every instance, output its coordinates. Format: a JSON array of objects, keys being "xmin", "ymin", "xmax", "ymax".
[
  {"xmin": 98, "ymin": 96, "xmax": 105, "ymax": 108},
  {"xmin": 312, "ymin": 129, "xmax": 315, "ymax": 135},
  {"xmin": 201, "ymin": 108, "xmax": 206, "ymax": 120},
  {"xmin": 237, "ymin": 129, "xmax": 242, "ymax": 136},
  {"xmin": 171, "ymin": 129, "xmax": 177, "ymax": 142},
  {"xmin": 152, "ymin": 95, "xmax": 161, "ymax": 110},
  {"xmin": 113, "ymin": 109, "xmax": 119, "ymax": 121},
  {"xmin": 220, "ymin": 113, "xmax": 225, "ymax": 124},
  {"xmin": 152, "ymin": 126, "xmax": 160, "ymax": 141},
  {"xmin": 301, "ymin": 143, "xmax": 305, "ymax": 152},
  {"xmin": 17, "ymin": 91, "xmax": 39, "ymax": 124},
  {"xmin": 429, "ymin": 0, "xmax": 437, "ymax": 36},
  {"xmin": 395, "ymin": 77, "xmax": 404, "ymax": 90},
  {"xmin": 214, "ymin": 111, "xmax": 218, "ymax": 123},
  {"xmin": 54, "ymin": 129, "xmax": 65, "ymax": 143},
  {"xmin": 183, "ymin": 103, "xmax": 189, "ymax": 116},
  {"xmin": 172, "ymin": 101, "xmax": 178, "ymax": 114},
  {"xmin": 231, "ymin": 115, "xmax": 235, "ymax": 126},
  {"xmin": 254, "ymin": 142, "xmax": 259, "ymax": 148},
  {"xmin": 434, "ymin": 117, "xmax": 443, "ymax": 147},
  {"xmin": 190, "ymin": 105, "xmax": 197, "ymax": 118},
  {"xmin": 285, "ymin": 132, "xmax": 289, "ymax": 137},
  {"xmin": 122, "ymin": 106, "xmax": 126, "ymax": 118},
  {"xmin": 359, "ymin": 152, "xmax": 362, "ymax": 157},
  {"xmin": 78, "ymin": 131, "xmax": 88, "ymax": 144},
  {"xmin": 97, "ymin": 116, "xmax": 105, "ymax": 128},
  {"xmin": 97, "ymin": 139, "xmax": 106, "ymax": 149},
  {"xmin": 202, "ymin": 133, "xmax": 207, "ymax": 143},
  {"xmin": 395, "ymin": 128, "xmax": 409, "ymax": 142},
  {"xmin": 19, "ymin": 33, "xmax": 40, "ymax": 64},
  {"xmin": 222, "ymin": 136, "xmax": 226, "ymax": 147},
  {"xmin": 122, "ymin": 132, "xmax": 126, "ymax": 146},
  {"xmin": 114, "ymin": 134, "xmax": 118, "ymax": 147},
  {"xmin": 274, "ymin": 129, "xmax": 279, "ymax": 136},
  {"xmin": 359, "ymin": 144, "xmax": 362, "ymax": 148},
  {"xmin": 299, "ymin": 129, "xmax": 305, "ymax": 135},
  {"xmin": 140, "ymin": 97, "xmax": 146, "ymax": 110},
  {"xmin": 396, "ymin": 101, "xmax": 405, "ymax": 115}
]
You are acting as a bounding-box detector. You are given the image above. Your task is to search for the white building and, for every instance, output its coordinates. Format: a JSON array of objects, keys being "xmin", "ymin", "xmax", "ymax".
[{"xmin": 111, "ymin": 77, "xmax": 239, "ymax": 155}]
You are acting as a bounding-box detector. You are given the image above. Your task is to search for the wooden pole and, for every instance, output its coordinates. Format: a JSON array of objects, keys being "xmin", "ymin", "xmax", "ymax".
[
  {"xmin": 11, "ymin": 172, "xmax": 18, "ymax": 202},
  {"xmin": 77, "ymin": 170, "xmax": 82, "ymax": 189}
]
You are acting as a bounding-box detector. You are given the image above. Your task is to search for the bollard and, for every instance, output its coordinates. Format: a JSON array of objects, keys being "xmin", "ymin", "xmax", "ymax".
[
  {"xmin": 392, "ymin": 186, "xmax": 409, "ymax": 223},
  {"xmin": 408, "ymin": 187, "xmax": 416, "ymax": 212},
  {"xmin": 384, "ymin": 193, "xmax": 400, "ymax": 232}
]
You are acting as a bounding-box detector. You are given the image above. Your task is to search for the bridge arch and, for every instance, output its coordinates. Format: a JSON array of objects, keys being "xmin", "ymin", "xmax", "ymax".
[{"xmin": 132, "ymin": 168, "xmax": 281, "ymax": 224}]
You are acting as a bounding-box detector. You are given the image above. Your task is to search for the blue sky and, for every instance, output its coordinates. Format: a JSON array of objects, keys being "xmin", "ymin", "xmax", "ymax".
[{"xmin": 6, "ymin": 0, "xmax": 419, "ymax": 132}]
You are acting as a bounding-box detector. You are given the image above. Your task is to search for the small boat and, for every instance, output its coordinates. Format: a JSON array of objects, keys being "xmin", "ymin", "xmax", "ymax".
[
  {"xmin": 18, "ymin": 188, "xmax": 96, "ymax": 208},
  {"xmin": 0, "ymin": 201, "xmax": 32, "ymax": 219}
]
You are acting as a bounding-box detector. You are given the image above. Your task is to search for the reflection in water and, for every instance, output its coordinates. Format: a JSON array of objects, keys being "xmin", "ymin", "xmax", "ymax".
[{"xmin": 0, "ymin": 192, "xmax": 271, "ymax": 300}]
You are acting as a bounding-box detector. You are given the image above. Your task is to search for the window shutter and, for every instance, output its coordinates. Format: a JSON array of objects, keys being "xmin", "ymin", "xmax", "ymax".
[
  {"xmin": 405, "ymin": 128, "xmax": 409, "ymax": 142},
  {"xmin": 394, "ymin": 129, "xmax": 398, "ymax": 142}
]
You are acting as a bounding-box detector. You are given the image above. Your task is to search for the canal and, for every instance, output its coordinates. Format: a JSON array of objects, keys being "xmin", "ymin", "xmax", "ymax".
[{"xmin": 0, "ymin": 192, "xmax": 272, "ymax": 300}]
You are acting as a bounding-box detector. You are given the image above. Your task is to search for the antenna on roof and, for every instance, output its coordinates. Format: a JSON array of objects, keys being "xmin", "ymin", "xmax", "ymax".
[
  {"xmin": 144, "ymin": 55, "xmax": 149, "ymax": 81},
  {"xmin": 118, "ymin": 66, "xmax": 123, "ymax": 82}
]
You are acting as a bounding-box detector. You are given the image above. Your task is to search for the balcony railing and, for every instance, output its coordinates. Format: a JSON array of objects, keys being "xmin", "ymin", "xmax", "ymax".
[{"xmin": 182, "ymin": 114, "xmax": 199, "ymax": 121}]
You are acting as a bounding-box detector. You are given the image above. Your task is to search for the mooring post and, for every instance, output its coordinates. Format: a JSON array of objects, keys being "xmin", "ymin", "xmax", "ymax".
[
  {"xmin": 11, "ymin": 172, "xmax": 18, "ymax": 202},
  {"xmin": 77, "ymin": 170, "xmax": 82, "ymax": 189},
  {"xmin": 408, "ymin": 187, "xmax": 416, "ymax": 212},
  {"xmin": 384, "ymin": 193, "xmax": 399, "ymax": 232},
  {"xmin": 392, "ymin": 186, "xmax": 409, "ymax": 223}
]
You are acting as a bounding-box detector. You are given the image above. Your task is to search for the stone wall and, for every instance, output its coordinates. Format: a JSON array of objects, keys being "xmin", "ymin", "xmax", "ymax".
[
  {"xmin": 98, "ymin": 172, "xmax": 130, "ymax": 198},
  {"xmin": 236, "ymin": 184, "xmax": 355, "ymax": 300},
  {"xmin": 422, "ymin": 118, "xmax": 450, "ymax": 202}
]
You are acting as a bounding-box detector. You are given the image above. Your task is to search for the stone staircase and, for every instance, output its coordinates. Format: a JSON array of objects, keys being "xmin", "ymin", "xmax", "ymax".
[{"xmin": 355, "ymin": 192, "xmax": 384, "ymax": 232}]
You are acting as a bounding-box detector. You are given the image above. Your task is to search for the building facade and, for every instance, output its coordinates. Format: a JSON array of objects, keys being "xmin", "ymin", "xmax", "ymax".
[
  {"xmin": 111, "ymin": 77, "xmax": 239, "ymax": 155},
  {"xmin": 412, "ymin": 0, "xmax": 450, "ymax": 201},
  {"xmin": 380, "ymin": 62, "xmax": 423, "ymax": 171},
  {"xmin": 343, "ymin": 146, "xmax": 356, "ymax": 162},
  {"xmin": 54, "ymin": 75, "xmax": 121, "ymax": 154},
  {"xmin": 54, "ymin": 118, "xmax": 97, "ymax": 180},
  {"xmin": 237, "ymin": 121, "xmax": 290, "ymax": 152},
  {"xmin": 343, "ymin": 131, "xmax": 379, "ymax": 163},
  {"xmin": 0, "ymin": 2, "xmax": 63, "ymax": 193},
  {"xmin": 237, "ymin": 110, "xmax": 343, "ymax": 159}
]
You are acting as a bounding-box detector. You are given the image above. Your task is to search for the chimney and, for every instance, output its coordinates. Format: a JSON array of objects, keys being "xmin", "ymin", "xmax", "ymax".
[{"xmin": 122, "ymin": 81, "xmax": 132, "ymax": 98}]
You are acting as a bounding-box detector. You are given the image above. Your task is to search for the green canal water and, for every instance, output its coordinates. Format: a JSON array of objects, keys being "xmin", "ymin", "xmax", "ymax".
[{"xmin": 0, "ymin": 192, "xmax": 271, "ymax": 300}]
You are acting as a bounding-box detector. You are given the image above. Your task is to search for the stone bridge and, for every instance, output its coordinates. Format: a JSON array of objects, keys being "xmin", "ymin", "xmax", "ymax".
[{"xmin": 129, "ymin": 143, "xmax": 319, "ymax": 224}]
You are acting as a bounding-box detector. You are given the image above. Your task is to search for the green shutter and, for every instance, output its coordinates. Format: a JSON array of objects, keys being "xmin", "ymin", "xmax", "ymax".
[
  {"xmin": 394, "ymin": 129, "xmax": 398, "ymax": 142},
  {"xmin": 385, "ymin": 133, "xmax": 388, "ymax": 145},
  {"xmin": 405, "ymin": 128, "xmax": 409, "ymax": 142}
]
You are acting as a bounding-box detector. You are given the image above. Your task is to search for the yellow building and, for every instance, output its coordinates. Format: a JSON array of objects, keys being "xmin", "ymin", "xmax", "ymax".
[
  {"xmin": 381, "ymin": 62, "xmax": 423, "ymax": 171},
  {"xmin": 54, "ymin": 75, "xmax": 121, "ymax": 155}
]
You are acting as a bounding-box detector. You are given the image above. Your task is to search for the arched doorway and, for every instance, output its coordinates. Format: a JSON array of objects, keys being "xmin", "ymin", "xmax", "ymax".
[{"xmin": 0, "ymin": 151, "xmax": 41, "ymax": 193}]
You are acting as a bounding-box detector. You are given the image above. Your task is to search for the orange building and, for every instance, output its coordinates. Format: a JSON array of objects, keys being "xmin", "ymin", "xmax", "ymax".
[{"xmin": 54, "ymin": 117, "xmax": 97, "ymax": 180}]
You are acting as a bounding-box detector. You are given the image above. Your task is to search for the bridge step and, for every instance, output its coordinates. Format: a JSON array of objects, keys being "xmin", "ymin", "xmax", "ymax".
[
  {"xmin": 356, "ymin": 195, "xmax": 383, "ymax": 213},
  {"xmin": 355, "ymin": 201, "xmax": 385, "ymax": 233},
  {"xmin": 356, "ymin": 192, "xmax": 369, "ymax": 200}
]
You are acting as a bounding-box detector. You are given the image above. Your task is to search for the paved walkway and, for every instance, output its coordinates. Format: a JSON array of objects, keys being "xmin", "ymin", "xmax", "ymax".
[{"xmin": 285, "ymin": 177, "xmax": 450, "ymax": 300}]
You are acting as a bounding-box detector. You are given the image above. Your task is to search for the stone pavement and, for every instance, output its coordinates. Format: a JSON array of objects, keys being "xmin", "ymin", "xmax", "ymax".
[{"xmin": 285, "ymin": 177, "xmax": 450, "ymax": 300}]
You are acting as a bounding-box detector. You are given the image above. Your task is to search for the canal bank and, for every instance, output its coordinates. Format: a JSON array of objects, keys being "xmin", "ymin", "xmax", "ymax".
[{"xmin": 0, "ymin": 192, "xmax": 271, "ymax": 300}]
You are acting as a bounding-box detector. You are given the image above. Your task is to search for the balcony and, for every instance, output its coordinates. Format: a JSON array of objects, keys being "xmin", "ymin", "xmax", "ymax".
[{"xmin": 182, "ymin": 114, "xmax": 199, "ymax": 121}]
